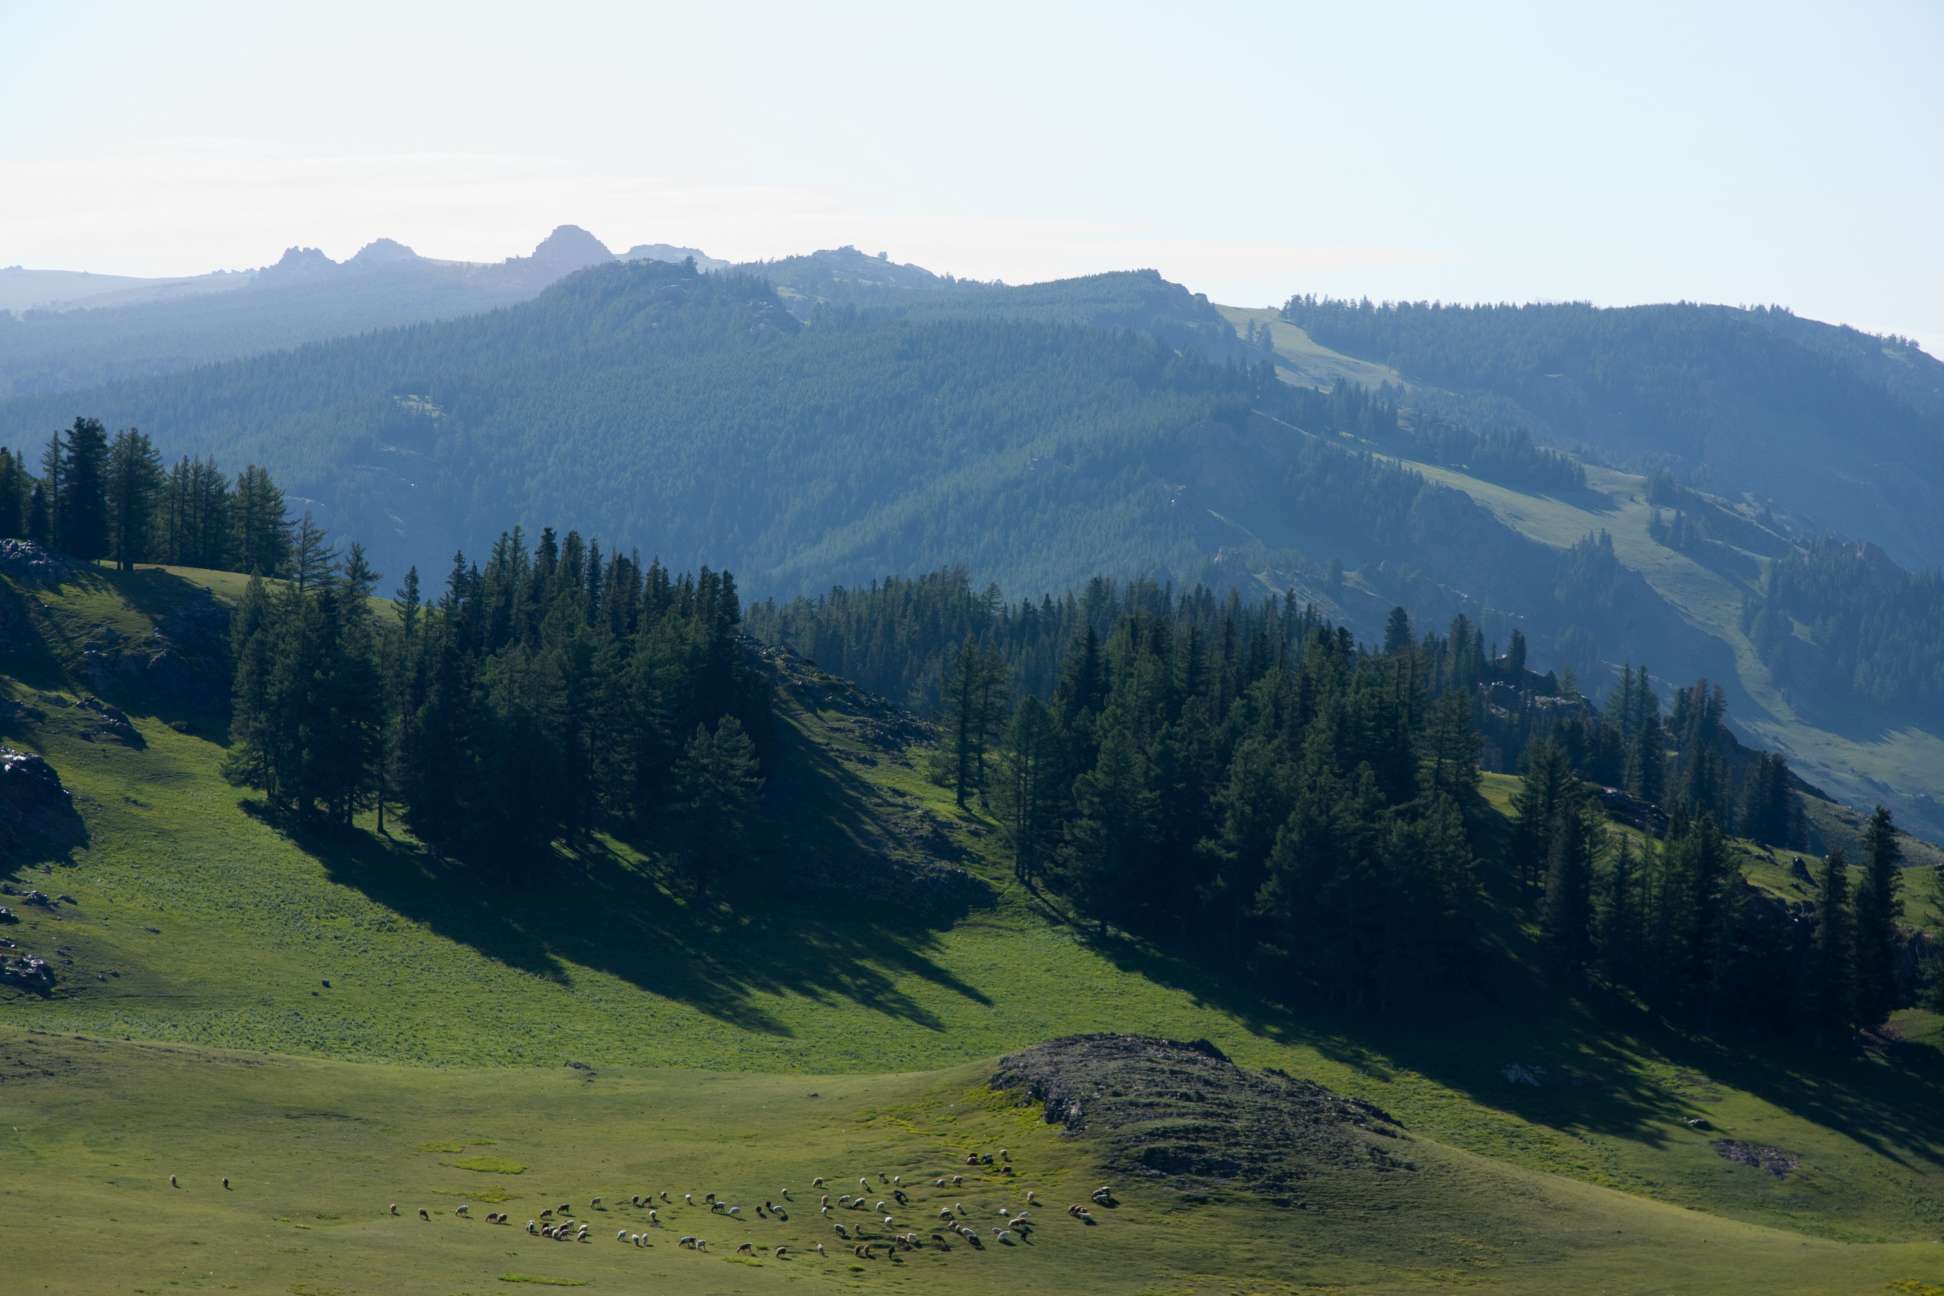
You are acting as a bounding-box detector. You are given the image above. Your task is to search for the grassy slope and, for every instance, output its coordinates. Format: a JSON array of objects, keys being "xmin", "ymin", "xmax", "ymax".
[
  {"xmin": 1225, "ymin": 307, "xmax": 1944, "ymax": 845},
  {"xmin": 5, "ymin": 568, "xmax": 1944, "ymax": 1293}
]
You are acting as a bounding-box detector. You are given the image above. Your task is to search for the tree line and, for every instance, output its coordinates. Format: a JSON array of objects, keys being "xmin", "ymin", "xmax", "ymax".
[
  {"xmin": 225, "ymin": 523, "xmax": 770, "ymax": 886},
  {"xmin": 754, "ymin": 567, "xmax": 1921, "ymax": 1039},
  {"xmin": 0, "ymin": 416, "xmax": 292, "ymax": 575}
]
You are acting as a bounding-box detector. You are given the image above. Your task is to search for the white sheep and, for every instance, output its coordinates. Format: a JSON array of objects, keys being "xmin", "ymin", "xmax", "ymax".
[
  {"xmin": 169, "ymin": 1175, "xmax": 178, "ymax": 1189},
  {"xmin": 647, "ymin": 1209, "xmax": 659, "ymax": 1224},
  {"xmin": 814, "ymin": 1242, "xmax": 826, "ymax": 1255},
  {"xmin": 813, "ymin": 1176, "xmax": 826, "ymax": 1188},
  {"xmin": 617, "ymin": 1228, "xmax": 630, "ymax": 1242},
  {"xmin": 684, "ymin": 1193, "xmax": 694, "ymax": 1205},
  {"xmin": 591, "ymin": 1196, "xmax": 603, "ymax": 1208},
  {"xmin": 736, "ymin": 1242, "xmax": 754, "ymax": 1256},
  {"xmin": 456, "ymin": 1204, "xmax": 470, "ymax": 1217},
  {"xmin": 526, "ymin": 1219, "xmax": 537, "ymax": 1234},
  {"xmin": 1026, "ymin": 1190, "xmax": 1039, "ymax": 1205},
  {"xmin": 418, "ymin": 1208, "xmax": 430, "ymax": 1221},
  {"xmin": 388, "ymin": 1202, "xmax": 399, "ymax": 1216}
]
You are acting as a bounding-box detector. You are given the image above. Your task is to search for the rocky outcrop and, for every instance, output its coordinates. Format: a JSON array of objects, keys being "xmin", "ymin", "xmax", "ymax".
[
  {"xmin": 0, "ymin": 745, "xmax": 81, "ymax": 855},
  {"xmin": 992, "ymin": 1035, "xmax": 1411, "ymax": 1204}
]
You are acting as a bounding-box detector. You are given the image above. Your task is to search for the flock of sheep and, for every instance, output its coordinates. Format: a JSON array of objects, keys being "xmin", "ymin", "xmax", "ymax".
[{"xmin": 354, "ymin": 1147, "xmax": 1118, "ymax": 1266}]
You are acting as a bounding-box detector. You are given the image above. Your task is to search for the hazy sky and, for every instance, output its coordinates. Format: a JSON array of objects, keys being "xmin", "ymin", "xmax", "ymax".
[{"xmin": 3, "ymin": 0, "xmax": 1939, "ymax": 352}]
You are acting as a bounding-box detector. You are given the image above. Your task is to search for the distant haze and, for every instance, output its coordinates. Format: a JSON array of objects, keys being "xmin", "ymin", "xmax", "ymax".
[{"xmin": 1, "ymin": 0, "xmax": 1938, "ymax": 356}]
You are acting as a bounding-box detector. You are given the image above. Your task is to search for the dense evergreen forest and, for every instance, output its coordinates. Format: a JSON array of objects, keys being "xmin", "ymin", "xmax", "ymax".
[
  {"xmin": 1746, "ymin": 539, "xmax": 1944, "ymax": 728},
  {"xmin": 1279, "ymin": 295, "xmax": 1944, "ymax": 566},
  {"xmin": 0, "ymin": 417, "xmax": 291, "ymax": 575},
  {"xmin": 226, "ymin": 526, "xmax": 769, "ymax": 883},
  {"xmin": 818, "ymin": 577, "xmax": 1908, "ymax": 1035}
]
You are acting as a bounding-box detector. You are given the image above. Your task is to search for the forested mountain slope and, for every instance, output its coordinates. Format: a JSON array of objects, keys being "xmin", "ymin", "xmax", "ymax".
[{"xmin": 1279, "ymin": 296, "xmax": 1944, "ymax": 567}]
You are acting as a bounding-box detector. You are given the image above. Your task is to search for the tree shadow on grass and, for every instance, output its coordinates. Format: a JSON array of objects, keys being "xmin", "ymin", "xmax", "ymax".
[
  {"xmin": 1072, "ymin": 908, "xmax": 1944, "ymax": 1167},
  {"xmin": 252, "ymin": 743, "xmax": 994, "ymax": 1040}
]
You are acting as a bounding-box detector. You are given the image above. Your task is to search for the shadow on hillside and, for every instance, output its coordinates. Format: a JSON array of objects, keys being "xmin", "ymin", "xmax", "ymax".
[
  {"xmin": 260, "ymin": 787, "xmax": 992, "ymax": 1037},
  {"xmin": 1055, "ymin": 874, "xmax": 1944, "ymax": 1164}
]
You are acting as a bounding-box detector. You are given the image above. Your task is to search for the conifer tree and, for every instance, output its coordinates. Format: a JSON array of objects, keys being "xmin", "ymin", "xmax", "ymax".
[
  {"xmin": 1540, "ymin": 794, "xmax": 1598, "ymax": 984},
  {"xmin": 1810, "ymin": 848, "xmax": 1854, "ymax": 1044},
  {"xmin": 57, "ymin": 417, "xmax": 110, "ymax": 560},
  {"xmin": 1854, "ymin": 806, "xmax": 1904, "ymax": 1027},
  {"xmin": 671, "ymin": 716, "xmax": 764, "ymax": 895},
  {"xmin": 106, "ymin": 427, "xmax": 163, "ymax": 571}
]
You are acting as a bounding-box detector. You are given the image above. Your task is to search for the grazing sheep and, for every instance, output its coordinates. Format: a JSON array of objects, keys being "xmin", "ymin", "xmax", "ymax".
[
  {"xmin": 820, "ymin": 1193, "xmax": 830, "ymax": 1207},
  {"xmin": 812, "ymin": 1176, "xmax": 826, "ymax": 1188},
  {"xmin": 557, "ymin": 1202, "xmax": 571, "ymax": 1214},
  {"xmin": 966, "ymin": 1154, "xmax": 979, "ymax": 1166},
  {"xmin": 955, "ymin": 1203, "xmax": 967, "ymax": 1215},
  {"xmin": 728, "ymin": 1205, "xmax": 741, "ymax": 1217},
  {"xmin": 591, "ymin": 1196, "xmax": 602, "ymax": 1208},
  {"xmin": 526, "ymin": 1220, "xmax": 537, "ymax": 1234},
  {"xmin": 814, "ymin": 1242, "xmax": 826, "ymax": 1256},
  {"xmin": 660, "ymin": 1191, "xmax": 671, "ymax": 1203},
  {"xmin": 679, "ymin": 1235, "xmax": 697, "ymax": 1248},
  {"xmin": 647, "ymin": 1209, "xmax": 659, "ymax": 1224},
  {"xmin": 775, "ymin": 1245, "xmax": 790, "ymax": 1258},
  {"xmin": 833, "ymin": 1223, "xmax": 850, "ymax": 1239},
  {"xmin": 952, "ymin": 1174, "xmax": 964, "ymax": 1186},
  {"xmin": 855, "ymin": 1244, "xmax": 875, "ymax": 1260},
  {"xmin": 169, "ymin": 1175, "xmax": 178, "ymax": 1189},
  {"xmin": 1000, "ymin": 1148, "xmax": 1010, "ymax": 1161},
  {"xmin": 879, "ymin": 1172, "xmax": 889, "ymax": 1184},
  {"xmin": 839, "ymin": 1194, "xmax": 852, "ymax": 1206},
  {"xmin": 222, "ymin": 1177, "xmax": 232, "ymax": 1190},
  {"xmin": 938, "ymin": 1208, "xmax": 953, "ymax": 1220},
  {"xmin": 893, "ymin": 1189, "xmax": 908, "ymax": 1205},
  {"xmin": 388, "ymin": 1202, "xmax": 399, "ymax": 1216},
  {"xmin": 781, "ymin": 1188, "xmax": 792, "ymax": 1200},
  {"xmin": 994, "ymin": 1228, "xmax": 1013, "ymax": 1243},
  {"xmin": 860, "ymin": 1177, "xmax": 871, "ymax": 1189},
  {"xmin": 456, "ymin": 1204, "xmax": 470, "ymax": 1217},
  {"xmin": 617, "ymin": 1228, "xmax": 630, "ymax": 1242},
  {"xmin": 883, "ymin": 1215, "xmax": 895, "ymax": 1228},
  {"xmin": 418, "ymin": 1209, "xmax": 429, "ymax": 1221},
  {"xmin": 933, "ymin": 1177, "xmax": 946, "ymax": 1187},
  {"xmin": 1026, "ymin": 1190, "xmax": 1039, "ymax": 1205},
  {"xmin": 705, "ymin": 1191, "xmax": 717, "ymax": 1204},
  {"xmin": 874, "ymin": 1199, "xmax": 886, "ymax": 1212},
  {"xmin": 736, "ymin": 1242, "xmax": 755, "ymax": 1256},
  {"xmin": 819, "ymin": 1206, "xmax": 831, "ymax": 1218},
  {"xmin": 540, "ymin": 1209, "xmax": 553, "ymax": 1220}
]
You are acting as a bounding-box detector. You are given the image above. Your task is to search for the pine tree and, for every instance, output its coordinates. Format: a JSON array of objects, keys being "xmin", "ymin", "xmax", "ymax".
[
  {"xmin": 996, "ymin": 696, "xmax": 1060, "ymax": 885},
  {"xmin": 0, "ymin": 448, "xmax": 23, "ymax": 539},
  {"xmin": 106, "ymin": 427, "xmax": 163, "ymax": 572},
  {"xmin": 57, "ymin": 417, "xmax": 111, "ymax": 560},
  {"xmin": 671, "ymin": 716, "xmax": 764, "ymax": 895},
  {"xmin": 1540, "ymin": 794, "xmax": 1598, "ymax": 985},
  {"xmin": 1512, "ymin": 739, "xmax": 1572, "ymax": 893},
  {"xmin": 292, "ymin": 512, "xmax": 336, "ymax": 594},
  {"xmin": 1383, "ymin": 606, "xmax": 1413, "ymax": 655},
  {"xmin": 1853, "ymin": 806, "xmax": 1904, "ymax": 1027},
  {"xmin": 231, "ymin": 465, "xmax": 291, "ymax": 576},
  {"xmin": 1810, "ymin": 849, "xmax": 1854, "ymax": 1044},
  {"xmin": 1598, "ymin": 834, "xmax": 1642, "ymax": 986}
]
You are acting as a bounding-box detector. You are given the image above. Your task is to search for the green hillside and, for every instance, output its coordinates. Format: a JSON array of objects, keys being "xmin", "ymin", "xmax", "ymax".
[
  {"xmin": 1223, "ymin": 308, "xmax": 1944, "ymax": 845},
  {"xmin": 5, "ymin": 562, "xmax": 1944, "ymax": 1294}
]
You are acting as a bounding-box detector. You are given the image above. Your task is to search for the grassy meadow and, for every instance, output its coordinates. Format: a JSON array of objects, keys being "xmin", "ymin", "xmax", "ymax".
[{"xmin": 4, "ymin": 563, "xmax": 1944, "ymax": 1293}]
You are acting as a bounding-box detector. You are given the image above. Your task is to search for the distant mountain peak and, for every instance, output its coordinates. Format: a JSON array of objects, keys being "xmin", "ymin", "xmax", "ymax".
[
  {"xmin": 525, "ymin": 225, "xmax": 613, "ymax": 271},
  {"xmin": 257, "ymin": 246, "xmax": 338, "ymax": 283},
  {"xmin": 347, "ymin": 238, "xmax": 420, "ymax": 268}
]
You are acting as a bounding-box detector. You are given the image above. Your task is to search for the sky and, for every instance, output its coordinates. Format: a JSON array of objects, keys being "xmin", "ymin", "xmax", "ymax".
[{"xmin": 2, "ymin": 0, "xmax": 1940, "ymax": 353}]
